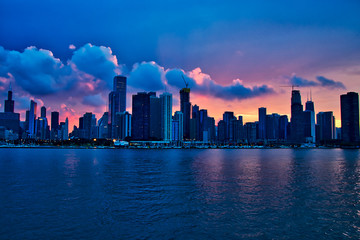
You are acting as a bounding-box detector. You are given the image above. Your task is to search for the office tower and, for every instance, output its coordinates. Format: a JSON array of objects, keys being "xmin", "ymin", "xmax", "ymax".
[
  {"xmin": 160, "ymin": 92, "xmax": 172, "ymax": 141},
  {"xmin": 341, "ymin": 92, "xmax": 359, "ymax": 143},
  {"xmin": 98, "ymin": 112, "xmax": 109, "ymax": 139},
  {"xmin": 217, "ymin": 120, "xmax": 226, "ymax": 143},
  {"xmin": 290, "ymin": 90, "xmax": 304, "ymax": 143},
  {"xmin": 266, "ymin": 113, "xmax": 280, "ymax": 140},
  {"xmin": 223, "ymin": 111, "xmax": 236, "ymax": 141},
  {"xmin": 4, "ymin": 86, "xmax": 14, "ymax": 113},
  {"xmin": 81, "ymin": 112, "xmax": 93, "ymax": 139},
  {"xmin": 192, "ymin": 105, "xmax": 200, "ymax": 140},
  {"xmin": 173, "ymin": 111, "xmax": 183, "ymax": 141},
  {"xmin": 41, "ymin": 106, "xmax": 46, "ymax": 118},
  {"xmin": 231, "ymin": 116, "xmax": 244, "ymax": 143},
  {"xmin": 279, "ymin": 115, "xmax": 289, "ymax": 140},
  {"xmin": 180, "ymin": 87, "xmax": 191, "ymax": 140},
  {"xmin": 303, "ymin": 98, "xmax": 316, "ymax": 143},
  {"xmin": 199, "ymin": 109, "xmax": 209, "ymax": 142},
  {"xmin": 90, "ymin": 114, "xmax": 98, "ymax": 139},
  {"xmin": 29, "ymin": 100, "xmax": 37, "ymax": 138},
  {"xmin": 245, "ymin": 122, "xmax": 257, "ymax": 144},
  {"xmin": 51, "ymin": 112, "xmax": 59, "ymax": 131},
  {"xmin": 207, "ymin": 117, "xmax": 216, "ymax": 142},
  {"xmin": 132, "ymin": 92, "xmax": 156, "ymax": 140},
  {"xmin": 316, "ymin": 112, "xmax": 335, "ymax": 142},
  {"xmin": 109, "ymin": 76, "xmax": 127, "ymax": 138},
  {"xmin": 258, "ymin": 107, "xmax": 266, "ymax": 139},
  {"xmin": 189, "ymin": 118, "xmax": 197, "ymax": 140},
  {"xmin": 62, "ymin": 118, "xmax": 69, "ymax": 140},
  {"xmin": 115, "ymin": 111, "xmax": 131, "ymax": 140},
  {"xmin": 0, "ymin": 85, "xmax": 20, "ymax": 138},
  {"xmin": 25, "ymin": 110, "xmax": 30, "ymax": 131},
  {"xmin": 150, "ymin": 96, "xmax": 161, "ymax": 140}
]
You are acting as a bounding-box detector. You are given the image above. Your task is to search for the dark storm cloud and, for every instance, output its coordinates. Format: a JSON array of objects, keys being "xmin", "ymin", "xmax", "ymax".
[{"xmin": 289, "ymin": 75, "xmax": 346, "ymax": 89}]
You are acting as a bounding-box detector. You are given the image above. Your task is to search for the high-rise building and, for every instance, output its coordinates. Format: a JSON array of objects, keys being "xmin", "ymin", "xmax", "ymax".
[
  {"xmin": 341, "ymin": 92, "xmax": 359, "ymax": 143},
  {"xmin": 29, "ymin": 100, "xmax": 37, "ymax": 138},
  {"xmin": 304, "ymin": 99, "xmax": 315, "ymax": 143},
  {"xmin": 217, "ymin": 120, "xmax": 226, "ymax": 143},
  {"xmin": 51, "ymin": 112, "xmax": 59, "ymax": 131},
  {"xmin": 316, "ymin": 112, "xmax": 335, "ymax": 142},
  {"xmin": 279, "ymin": 115, "xmax": 289, "ymax": 140},
  {"xmin": 223, "ymin": 111, "xmax": 235, "ymax": 141},
  {"xmin": 98, "ymin": 112, "xmax": 109, "ymax": 139},
  {"xmin": 290, "ymin": 90, "xmax": 304, "ymax": 143},
  {"xmin": 231, "ymin": 116, "xmax": 244, "ymax": 143},
  {"xmin": 115, "ymin": 111, "xmax": 131, "ymax": 140},
  {"xmin": 180, "ymin": 87, "xmax": 191, "ymax": 140},
  {"xmin": 172, "ymin": 111, "xmax": 183, "ymax": 141},
  {"xmin": 258, "ymin": 107, "xmax": 266, "ymax": 139},
  {"xmin": 199, "ymin": 109, "xmax": 208, "ymax": 142},
  {"xmin": 160, "ymin": 92, "xmax": 172, "ymax": 141},
  {"xmin": 4, "ymin": 86, "xmax": 14, "ymax": 113},
  {"xmin": 192, "ymin": 105, "xmax": 200, "ymax": 140},
  {"xmin": 266, "ymin": 113, "xmax": 280, "ymax": 140},
  {"xmin": 131, "ymin": 92, "xmax": 156, "ymax": 140},
  {"xmin": 41, "ymin": 106, "xmax": 46, "ymax": 118},
  {"xmin": 109, "ymin": 76, "xmax": 127, "ymax": 138},
  {"xmin": 150, "ymin": 96, "xmax": 161, "ymax": 140},
  {"xmin": 244, "ymin": 122, "xmax": 257, "ymax": 144},
  {"xmin": 207, "ymin": 117, "xmax": 216, "ymax": 142}
]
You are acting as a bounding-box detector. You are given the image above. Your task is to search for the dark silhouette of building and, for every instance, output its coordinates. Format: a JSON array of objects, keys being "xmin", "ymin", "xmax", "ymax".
[
  {"xmin": 258, "ymin": 107, "xmax": 266, "ymax": 139},
  {"xmin": 290, "ymin": 90, "xmax": 304, "ymax": 143},
  {"xmin": 51, "ymin": 112, "xmax": 59, "ymax": 131},
  {"xmin": 279, "ymin": 115, "xmax": 289, "ymax": 140},
  {"xmin": 341, "ymin": 92, "xmax": 359, "ymax": 143},
  {"xmin": 304, "ymin": 99, "xmax": 315, "ymax": 143},
  {"xmin": 149, "ymin": 95, "xmax": 161, "ymax": 140},
  {"xmin": 29, "ymin": 100, "xmax": 37, "ymax": 138},
  {"xmin": 180, "ymin": 87, "xmax": 191, "ymax": 140},
  {"xmin": 131, "ymin": 92, "xmax": 155, "ymax": 140},
  {"xmin": 114, "ymin": 111, "xmax": 131, "ymax": 140},
  {"xmin": 223, "ymin": 111, "xmax": 235, "ymax": 141},
  {"xmin": 217, "ymin": 120, "xmax": 226, "ymax": 143},
  {"xmin": 266, "ymin": 114, "xmax": 280, "ymax": 140},
  {"xmin": 109, "ymin": 76, "xmax": 127, "ymax": 138},
  {"xmin": 4, "ymin": 86, "xmax": 14, "ymax": 113},
  {"xmin": 316, "ymin": 111, "xmax": 335, "ymax": 142},
  {"xmin": 41, "ymin": 106, "xmax": 46, "ymax": 118}
]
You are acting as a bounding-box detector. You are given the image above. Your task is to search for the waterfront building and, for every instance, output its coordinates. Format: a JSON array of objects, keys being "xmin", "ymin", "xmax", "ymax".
[
  {"xmin": 340, "ymin": 92, "xmax": 359, "ymax": 143},
  {"xmin": 115, "ymin": 111, "xmax": 131, "ymax": 140},
  {"xmin": 173, "ymin": 111, "xmax": 183, "ymax": 141},
  {"xmin": 109, "ymin": 76, "xmax": 127, "ymax": 138},
  {"xmin": 290, "ymin": 90, "xmax": 304, "ymax": 143},
  {"xmin": 0, "ymin": 86, "xmax": 20, "ymax": 138},
  {"xmin": 258, "ymin": 107, "xmax": 266, "ymax": 139},
  {"xmin": 131, "ymin": 92, "xmax": 156, "ymax": 140},
  {"xmin": 223, "ymin": 111, "xmax": 236, "ymax": 141},
  {"xmin": 180, "ymin": 87, "xmax": 191, "ymax": 140},
  {"xmin": 149, "ymin": 95, "xmax": 161, "ymax": 140},
  {"xmin": 29, "ymin": 100, "xmax": 37, "ymax": 138},
  {"xmin": 279, "ymin": 115, "xmax": 289, "ymax": 140},
  {"xmin": 98, "ymin": 112, "xmax": 109, "ymax": 139},
  {"xmin": 160, "ymin": 92, "xmax": 172, "ymax": 141},
  {"xmin": 4, "ymin": 86, "xmax": 14, "ymax": 113},
  {"xmin": 316, "ymin": 111, "xmax": 335, "ymax": 142}
]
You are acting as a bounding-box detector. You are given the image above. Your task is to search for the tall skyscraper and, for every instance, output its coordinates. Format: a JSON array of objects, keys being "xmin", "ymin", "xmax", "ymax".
[
  {"xmin": 109, "ymin": 75, "xmax": 127, "ymax": 138},
  {"xmin": 172, "ymin": 111, "xmax": 183, "ymax": 141},
  {"xmin": 340, "ymin": 92, "xmax": 359, "ymax": 143},
  {"xmin": 41, "ymin": 106, "xmax": 46, "ymax": 118},
  {"xmin": 150, "ymin": 96, "xmax": 161, "ymax": 140},
  {"xmin": 290, "ymin": 90, "xmax": 304, "ymax": 143},
  {"xmin": 4, "ymin": 86, "xmax": 14, "ymax": 113},
  {"xmin": 98, "ymin": 112, "xmax": 109, "ymax": 139},
  {"xmin": 258, "ymin": 107, "xmax": 267, "ymax": 139},
  {"xmin": 316, "ymin": 112, "xmax": 335, "ymax": 142},
  {"xmin": 304, "ymin": 99, "xmax": 315, "ymax": 143},
  {"xmin": 131, "ymin": 92, "xmax": 156, "ymax": 140},
  {"xmin": 29, "ymin": 100, "xmax": 37, "ymax": 138},
  {"xmin": 51, "ymin": 112, "xmax": 59, "ymax": 131},
  {"xmin": 115, "ymin": 111, "xmax": 131, "ymax": 140},
  {"xmin": 223, "ymin": 111, "xmax": 235, "ymax": 141},
  {"xmin": 160, "ymin": 92, "xmax": 172, "ymax": 141},
  {"xmin": 180, "ymin": 87, "xmax": 191, "ymax": 140}
]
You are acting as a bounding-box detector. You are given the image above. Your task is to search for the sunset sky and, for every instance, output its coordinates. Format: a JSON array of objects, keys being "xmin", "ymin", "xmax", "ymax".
[{"xmin": 1, "ymin": 0, "xmax": 360, "ymax": 129}]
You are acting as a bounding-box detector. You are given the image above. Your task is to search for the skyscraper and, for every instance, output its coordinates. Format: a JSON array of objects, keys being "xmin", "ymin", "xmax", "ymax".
[
  {"xmin": 223, "ymin": 111, "xmax": 235, "ymax": 141},
  {"xmin": 109, "ymin": 75, "xmax": 127, "ymax": 138},
  {"xmin": 160, "ymin": 92, "xmax": 172, "ymax": 141},
  {"xmin": 115, "ymin": 111, "xmax": 131, "ymax": 140},
  {"xmin": 180, "ymin": 87, "xmax": 191, "ymax": 140},
  {"xmin": 98, "ymin": 112, "xmax": 109, "ymax": 139},
  {"xmin": 4, "ymin": 86, "xmax": 14, "ymax": 113},
  {"xmin": 172, "ymin": 111, "xmax": 183, "ymax": 141},
  {"xmin": 340, "ymin": 92, "xmax": 359, "ymax": 143},
  {"xmin": 304, "ymin": 99, "xmax": 315, "ymax": 143},
  {"xmin": 131, "ymin": 92, "xmax": 156, "ymax": 140},
  {"xmin": 41, "ymin": 106, "xmax": 46, "ymax": 118},
  {"xmin": 316, "ymin": 112, "xmax": 335, "ymax": 142},
  {"xmin": 51, "ymin": 112, "xmax": 59, "ymax": 132},
  {"xmin": 29, "ymin": 100, "xmax": 37, "ymax": 138},
  {"xmin": 290, "ymin": 90, "xmax": 304, "ymax": 143},
  {"xmin": 258, "ymin": 107, "xmax": 266, "ymax": 139},
  {"xmin": 150, "ymin": 95, "xmax": 161, "ymax": 140}
]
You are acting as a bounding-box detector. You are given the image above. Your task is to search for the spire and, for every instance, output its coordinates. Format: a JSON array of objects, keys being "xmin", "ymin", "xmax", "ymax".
[
  {"xmin": 310, "ymin": 89, "xmax": 312, "ymax": 101},
  {"xmin": 9, "ymin": 81, "xmax": 12, "ymax": 91}
]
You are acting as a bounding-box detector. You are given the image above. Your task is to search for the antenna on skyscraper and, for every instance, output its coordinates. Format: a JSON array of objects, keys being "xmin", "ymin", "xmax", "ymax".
[
  {"xmin": 9, "ymin": 81, "xmax": 12, "ymax": 91},
  {"xmin": 182, "ymin": 75, "xmax": 189, "ymax": 88},
  {"xmin": 310, "ymin": 88, "xmax": 312, "ymax": 101}
]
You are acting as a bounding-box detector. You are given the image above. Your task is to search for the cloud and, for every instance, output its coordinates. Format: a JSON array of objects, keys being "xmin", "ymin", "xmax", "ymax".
[
  {"xmin": 166, "ymin": 67, "xmax": 275, "ymax": 100},
  {"xmin": 82, "ymin": 94, "xmax": 106, "ymax": 107},
  {"xmin": 127, "ymin": 61, "xmax": 165, "ymax": 91},
  {"xmin": 69, "ymin": 44, "xmax": 76, "ymax": 50},
  {"xmin": 288, "ymin": 74, "xmax": 346, "ymax": 89}
]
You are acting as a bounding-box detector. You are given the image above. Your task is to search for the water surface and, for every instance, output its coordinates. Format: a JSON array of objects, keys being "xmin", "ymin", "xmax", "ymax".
[{"xmin": 0, "ymin": 149, "xmax": 359, "ymax": 239}]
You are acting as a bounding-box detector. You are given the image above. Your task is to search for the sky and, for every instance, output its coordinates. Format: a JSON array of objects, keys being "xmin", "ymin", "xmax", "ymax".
[{"xmin": 1, "ymin": 0, "xmax": 360, "ymax": 129}]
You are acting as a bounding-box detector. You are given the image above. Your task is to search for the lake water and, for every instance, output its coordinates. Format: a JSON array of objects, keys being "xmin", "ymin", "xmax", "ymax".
[{"xmin": 0, "ymin": 148, "xmax": 359, "ymax": 239}]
